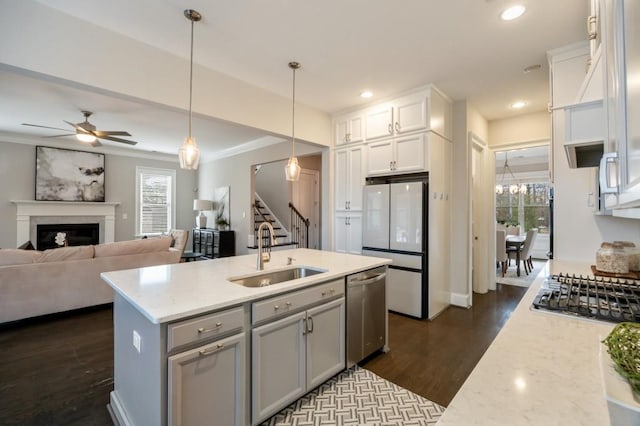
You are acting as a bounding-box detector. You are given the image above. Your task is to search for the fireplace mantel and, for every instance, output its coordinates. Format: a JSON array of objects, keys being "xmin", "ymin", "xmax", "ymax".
[{"xmin": 11, "ymin": 200, "xmax": 120, "ymax": 247}]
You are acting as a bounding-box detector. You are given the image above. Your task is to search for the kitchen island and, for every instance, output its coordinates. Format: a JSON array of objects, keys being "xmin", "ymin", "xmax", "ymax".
[
  {"xmin": 101, "ymin": 248, "xmax": 390, "ymax": 426},
  {"xmin": 438, "ymin": 261, "xmax": 615, "ymax": 425}
]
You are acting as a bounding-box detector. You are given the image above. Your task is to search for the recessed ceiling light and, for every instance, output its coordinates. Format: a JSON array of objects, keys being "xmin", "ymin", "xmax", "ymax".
[
  {"xmin": 510, "ymin": 100, "xmax": 528, "ymax": 109},
  {"xmin": 500, "ymin": 5, "xmax": 526, "ymax": 21},
  {"xmin": 360, "ymin": 91, "xmax": 373, "ymax": 98}
]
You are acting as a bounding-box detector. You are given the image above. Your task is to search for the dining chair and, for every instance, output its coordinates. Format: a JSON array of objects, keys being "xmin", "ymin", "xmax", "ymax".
[
  {"xmin": 496, "ymin": 229, "xmax": 508, "ymax": 277},
  {"xmin": 508, "ymin": 229, "xmax": 536, "ymax": 275}
]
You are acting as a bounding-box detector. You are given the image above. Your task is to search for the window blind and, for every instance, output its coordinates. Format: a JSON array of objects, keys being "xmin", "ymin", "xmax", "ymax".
[{"xmin": 140, "ymin": 172, "xmax": 172, "ymax": 234}]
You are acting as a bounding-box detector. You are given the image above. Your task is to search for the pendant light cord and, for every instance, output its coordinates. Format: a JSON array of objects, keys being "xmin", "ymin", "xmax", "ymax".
[
  {"xmin": 188, "ymin": 18, "xmax": 194, "ymax": 139},
  {"xmin": 291, "ymin": 66, "xmax": 296, "ymax": 157}
]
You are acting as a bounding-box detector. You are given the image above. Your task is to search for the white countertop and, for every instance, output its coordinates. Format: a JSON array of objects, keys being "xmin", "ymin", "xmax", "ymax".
[
  {"xmin": 101, "ymin": 248, "xmax": 391, "ymax": 324},
  {"xmin": 437, "ymin": 260, "xmax": 615, "ymax": 426}
]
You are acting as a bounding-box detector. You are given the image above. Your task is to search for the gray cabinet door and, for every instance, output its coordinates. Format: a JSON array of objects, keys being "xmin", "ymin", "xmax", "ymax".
[
  {"xmin": 252, "ymin": 311, "xmax": 306, "ymax": 425},
  {"xmin": 168, "ymin": 332, "xmax": 245, "ymax": 426},
  {"xmin": 306, "ymin": 298, "xmax": 345, "ymax": 390}
]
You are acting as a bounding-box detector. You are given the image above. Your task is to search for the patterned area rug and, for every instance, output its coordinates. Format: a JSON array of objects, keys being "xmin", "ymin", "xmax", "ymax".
[
  {"xmin": 261, "ymin": 366, "xmax": 445, "ymax": 426},
  {"xmin": 496, "ymin": 259, "xmax": 546, "ymax": 288}
]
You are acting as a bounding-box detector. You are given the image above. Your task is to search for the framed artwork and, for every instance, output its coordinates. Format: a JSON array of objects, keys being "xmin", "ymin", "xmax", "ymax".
[
  {"xmin": 35, "ymin": 146, "xmax": 105, "ymax": 202},
  {"xmin": 214, "ymin": 186, "xmax": 230, "ymax": 229}
]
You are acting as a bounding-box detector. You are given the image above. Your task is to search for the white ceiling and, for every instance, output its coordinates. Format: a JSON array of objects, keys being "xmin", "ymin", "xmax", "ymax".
[{"xmin": 0, "ymin": 0, "xmax": 588, "ymax": 159}]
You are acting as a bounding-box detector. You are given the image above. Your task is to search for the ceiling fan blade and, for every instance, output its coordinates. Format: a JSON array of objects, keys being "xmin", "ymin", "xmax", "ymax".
[
  {"xmin": 22, "ymin": 123, "xmax": 71, "ymax": 132},
  {"xmin": 41, "ymin": 134, "xmax": 76, "ymax": 138},
  {"xmin": 94, "ymin": 130, "xmax": 132, "ymax": 137},
  {"xmin": 63, "ymin": 120, "xmax": 86, "ymax": 132},
  {"xmin": 90, "ymin": 140, "xmax": 102, "ymax": 147},
  {"xmin": 99, "ymin": 135, "xmax": 138, "ymax": 145}
]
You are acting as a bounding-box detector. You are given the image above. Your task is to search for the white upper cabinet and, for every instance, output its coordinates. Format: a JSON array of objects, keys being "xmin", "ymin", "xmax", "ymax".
[
  {"xmin": 365, "ymin": 93, "xmax": 427, "ymax": 140},
  {"xmin": 367, "ymin": 133, "xmax": 426, "ymax": 176},
  {"xmin": 335, "ymin": 145, "xmax": 364, "ymax": 211},
  {"xmin": 335, "ymin": 111, "xmax": 364, "ymax": 145},
  {"xmin": 365, "ymin": 104, "xmax": 394, "ymax": 140}
]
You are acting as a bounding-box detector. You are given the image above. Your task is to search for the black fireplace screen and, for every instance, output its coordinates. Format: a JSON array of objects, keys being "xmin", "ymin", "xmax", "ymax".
[{"xmin": 36, "ymin": 223, "xmax": 99, "ymax": 250}]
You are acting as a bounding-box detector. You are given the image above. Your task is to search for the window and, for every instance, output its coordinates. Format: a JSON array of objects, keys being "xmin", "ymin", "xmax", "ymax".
[
  {"xmin": 136, "ymin": 167, "xmax": 176, "ymax": 236},
  {"xmin": 496, "ymin": 182, "xmax": 550, "ymax": 234}
]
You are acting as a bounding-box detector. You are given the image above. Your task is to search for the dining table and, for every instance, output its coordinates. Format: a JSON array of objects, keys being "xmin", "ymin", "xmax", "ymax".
[{"xmin": 506, "ymin": 235, "xmax": 526, "ymax": 276}]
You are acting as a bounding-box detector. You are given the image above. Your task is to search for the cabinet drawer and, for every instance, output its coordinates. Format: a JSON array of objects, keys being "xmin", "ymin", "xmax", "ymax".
[
  {"xmin": 252, "ymin": 280, "xmax": 345, "ymax": 325},
  {"xmin": 167, "ymin": 306, "xmax": 244, "ymax": 352}
]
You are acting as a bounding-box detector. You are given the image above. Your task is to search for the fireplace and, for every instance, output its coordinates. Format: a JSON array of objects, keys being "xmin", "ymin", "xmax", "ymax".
[{"xmin": 37, "ymin": 223, "xmax": 100, "ymax": 250}]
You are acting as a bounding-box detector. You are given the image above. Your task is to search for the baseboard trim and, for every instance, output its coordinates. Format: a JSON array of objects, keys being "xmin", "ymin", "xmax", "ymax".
[
  {"xmin": 109, "ymin": 391, "xmax": 131, "ymax": 426},
  {"xmin": 450, "ymin": 292, "xmax": 471, "ymax": 308}
]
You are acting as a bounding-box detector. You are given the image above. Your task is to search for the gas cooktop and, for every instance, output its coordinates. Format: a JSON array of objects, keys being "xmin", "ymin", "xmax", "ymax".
[{"xmin": 532, "ymin": 273, "xmax": 640, "ymax": 323}]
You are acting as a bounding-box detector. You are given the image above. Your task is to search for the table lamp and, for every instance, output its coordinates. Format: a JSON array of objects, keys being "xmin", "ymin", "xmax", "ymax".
[{"xmin": 193, "ymin": 199, "xmax": 213, "ymax": 229}]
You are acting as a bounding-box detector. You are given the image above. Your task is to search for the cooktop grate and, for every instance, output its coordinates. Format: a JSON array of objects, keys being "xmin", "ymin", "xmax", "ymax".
[{"xmin": 532, "ymin": 273, "xmax": 640, "ymax": 323}]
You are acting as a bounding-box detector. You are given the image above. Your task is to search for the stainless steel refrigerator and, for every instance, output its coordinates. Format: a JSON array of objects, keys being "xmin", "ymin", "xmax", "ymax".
[{"xmin": 361, "ymin": 176, "xmax": 428, "ymax": 318}]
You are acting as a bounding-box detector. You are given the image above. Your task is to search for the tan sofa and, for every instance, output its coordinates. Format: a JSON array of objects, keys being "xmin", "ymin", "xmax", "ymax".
[{"xmin": 0, "ymin": 232, "xmax": 187, "ymax": 324}]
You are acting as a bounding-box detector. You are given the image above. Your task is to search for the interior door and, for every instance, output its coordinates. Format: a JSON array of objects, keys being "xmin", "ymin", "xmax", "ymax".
[
  {"xmin": 362, "ymin": 184, "xmax": 389, "ymax": 249},
  {"xmin": 389, "ymin": 181, "xmax": 423, "ymax": 252},
  {"xmin": 292, "ymin": 169, "xmax": 320, "ymax": 249}
]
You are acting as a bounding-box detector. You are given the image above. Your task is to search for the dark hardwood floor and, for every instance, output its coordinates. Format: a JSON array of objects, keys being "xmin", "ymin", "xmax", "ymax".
[
  {"xmin": 364, "ymin": 283, "xmax": 527, "ymax": 407},
  {"xmin": 0, "ymin": 306, "xmax": 114, "ymax": 426},
  {"xmin": 0, "ymin": 283, "xmax": 526, "ymax": 424}
]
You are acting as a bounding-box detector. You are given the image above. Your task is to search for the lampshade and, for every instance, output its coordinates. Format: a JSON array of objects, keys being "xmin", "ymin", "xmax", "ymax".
[
  {"xmin": 179, "ymin": 9, "xmax": 202, "ymax": 170},
  {"xmin": 193, "ymin": 199, "xmax": 212, "ymax": 211},
  {"xmin": 285, "ymin": 61, "xmax": 302, "ymax": 181}
]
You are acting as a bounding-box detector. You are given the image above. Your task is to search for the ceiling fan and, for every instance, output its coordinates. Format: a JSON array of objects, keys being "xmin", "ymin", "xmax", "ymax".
[{"xmin": 22, "ymin": 110, "xmax": 138, "ymax": 147}]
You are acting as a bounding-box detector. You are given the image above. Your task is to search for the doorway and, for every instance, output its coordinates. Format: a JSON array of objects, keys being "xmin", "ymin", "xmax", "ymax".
[{"xmin": 292, "ymin": 169, "xmax": 320, "ymax": 249}]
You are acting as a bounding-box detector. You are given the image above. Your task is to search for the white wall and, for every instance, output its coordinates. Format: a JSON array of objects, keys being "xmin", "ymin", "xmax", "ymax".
[
  {"xmin": 0, "ymin": 0, "xmax": 331, "ymax": 147},
  {"xmin": 450, "ymin": 100, "xmax": 489, "ymax": 305},
  {"xmin": 0, "ymin": 139, "xmax": 197, "ymax": 249},
  {"xmin": 255, "ymin": 160, "xmax": 290, "ymax": 227},
  {"xmin": 198, "ymin": 142, "xmax": 328, "ymax": 255},
  {"xmin": 489, "ymin": 111, "xmax": 551, "ymax": 147}
]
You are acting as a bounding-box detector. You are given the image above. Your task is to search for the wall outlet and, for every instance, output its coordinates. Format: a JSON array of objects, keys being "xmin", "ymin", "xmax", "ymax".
[{"xmin": 132, "ymin": 330, "xmax": 142, "ymax": 353}]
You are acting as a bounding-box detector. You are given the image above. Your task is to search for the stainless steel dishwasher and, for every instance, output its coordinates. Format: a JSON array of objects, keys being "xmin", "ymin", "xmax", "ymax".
[{"xmin": 346, "ymin": 266, "xmax": 387, "ymax": 367}]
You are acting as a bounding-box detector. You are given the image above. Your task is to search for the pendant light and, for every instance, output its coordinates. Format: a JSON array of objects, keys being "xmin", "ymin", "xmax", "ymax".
[
  {"xmin": 179, "ymin": 9, "xmax": 202, "ymax": 170},
  {"xmin": 285, "ymin": 61, "xmax": 302, "ymax": 181}
]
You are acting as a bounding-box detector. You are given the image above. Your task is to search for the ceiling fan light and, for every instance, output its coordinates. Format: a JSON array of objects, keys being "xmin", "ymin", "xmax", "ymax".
[
  {"xmin": 76, "ymin": 132, "xmax": 97, "ymax": 143},
  {"xmin": 179, "ymin": 136, "xmax": 200, "ymax": 170},
  {"xmin": 285, "ymin": 156, "xmax": 301, "ymax": 181}
]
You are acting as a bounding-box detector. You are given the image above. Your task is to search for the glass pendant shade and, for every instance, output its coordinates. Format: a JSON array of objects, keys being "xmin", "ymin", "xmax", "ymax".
[
  {"xmin": 285, "ymin": 156, "xmax": 301, "ymax": 181},
  {"xmin": 509, "ymin": 184, "xmax": 519, "ymax": 194},
  {"xmin": 179, "ymin": 136, "xmax": 200, "ymax": 170},
  {"xmin": 495, "ymin": 184, "xmax": 504, "ymax": 195}
]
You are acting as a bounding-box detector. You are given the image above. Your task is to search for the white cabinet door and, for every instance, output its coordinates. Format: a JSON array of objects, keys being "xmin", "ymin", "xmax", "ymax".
[
  {"xmin": 334, "ymin": 213, "xmax": 348, "ymax": 253},
  {"xmin": 368, "ymin": 139, "xmax": 394, "ymax": 175},
  {"xmin": 348, "ymin": 146, "xmax": 364, "ymax": 210},
  {"xmin": 366, "ymin": 105, "xmax": 393, "ymax": 140},
  {"xmin": 394, "ymin": 92, "xmax": 428, "ymax": 134},
  {"xmin": 335, "ymin": 112, "xmax": 364, "ymax": 145},
  {"xmin": 306, "ymin": 298, "xmax": 345, "ymax": 390},
  {"xmin": 335, "ymin": 145, "xmax": 364, "ymax": 211},
  {"xmin": 252, "ymin": 312, "xmax": 306, "ymax": 425},
  {"xmin": 394, "ymin": 134, "xmax": 425, "ymax": 173},
  {"xmin": 168, "ymin": 333, "xmax": 245, "ymax": 426},
  {"xmin": 346, "ymin": 213, "xmax": 362, "ymax": 255},
  {"xmin": 335, "ymin": 149, "xmax": 349, "ymax": 211}
]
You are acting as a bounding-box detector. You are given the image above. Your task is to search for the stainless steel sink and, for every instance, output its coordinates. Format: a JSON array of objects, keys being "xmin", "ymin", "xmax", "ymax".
[{"xmin": 229, "ymin": 266, "xmax": 327, "ymax": 287}]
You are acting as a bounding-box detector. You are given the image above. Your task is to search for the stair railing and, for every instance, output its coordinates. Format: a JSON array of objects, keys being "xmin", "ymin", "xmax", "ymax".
[
  {"xmin": 253, "ymin": 202, "xmax": 272, "ymax": 248},
  {"xmin": 288, "ymin": 202, "xmax": 310, "ymax": 249}
]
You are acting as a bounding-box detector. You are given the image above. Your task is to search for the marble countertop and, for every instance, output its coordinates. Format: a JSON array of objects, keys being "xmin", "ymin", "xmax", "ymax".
[
  {"xmin": 437, "ymin": 260, "xmax": 615, "ymax": 426},
  {"xmin": 101, "ymin": 248, "xmax": 391, "ymax": 324}
]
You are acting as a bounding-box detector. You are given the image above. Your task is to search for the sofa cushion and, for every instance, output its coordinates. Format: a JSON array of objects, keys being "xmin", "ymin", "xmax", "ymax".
[
  {"xmin": 0, "ymin": 249, "xmax": 42, "ymax": 266},
  {"xmin": 37, "ymin": 245, "xmax": 95, "ymax": 263},
  {"xmin": 94, "ymin": 236, "xmax": 172, "ymax": 258}
]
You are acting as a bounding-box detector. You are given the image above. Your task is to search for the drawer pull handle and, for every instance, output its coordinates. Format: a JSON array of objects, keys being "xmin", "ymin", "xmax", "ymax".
[
  {"xmin": 286, "ymin": 302, "xmax": 292, "ymax": 306},
  {"xmin": 197, "ymin": 322, "xmax": 223, "ymax": 334},
  {"xmin": 199, "ymin": 344, "xmax": 224, "ymax": 357},
  {"xmin": 274, "ymin": 305, "xmax": 279, "ymax": 310}
]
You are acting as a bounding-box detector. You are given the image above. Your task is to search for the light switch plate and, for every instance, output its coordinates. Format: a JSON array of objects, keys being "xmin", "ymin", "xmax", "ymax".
[{"xmin": 133, "ymin": 330, "xmax": 141, "ymax": 353}]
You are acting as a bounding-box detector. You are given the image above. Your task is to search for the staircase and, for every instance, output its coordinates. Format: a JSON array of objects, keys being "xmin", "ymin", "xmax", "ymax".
[{"xmin": 253, "ymin": 198, "xmax": 290, "ymax": 247}]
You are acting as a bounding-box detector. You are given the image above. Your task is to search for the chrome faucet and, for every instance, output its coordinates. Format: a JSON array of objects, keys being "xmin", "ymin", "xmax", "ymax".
[{"xmin": 257, "ymin": 222, "xmax": 277, "ymax": 270}]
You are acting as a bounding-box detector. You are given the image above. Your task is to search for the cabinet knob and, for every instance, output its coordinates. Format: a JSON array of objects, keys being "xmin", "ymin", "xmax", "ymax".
[
  {"xmin": 395, "ymin": 122, "xmax": 400, "ymax": 132},
  {"xmin": 286, "ymin": 301, "xmax": 292, "ymax": 307},
  {"xmin": 274, "ymin": 305, "xmax": 279, "ymax": 310},
  {"xmin": 388, "ymin": 123, "xmax": 393, "ymax": 134}
]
